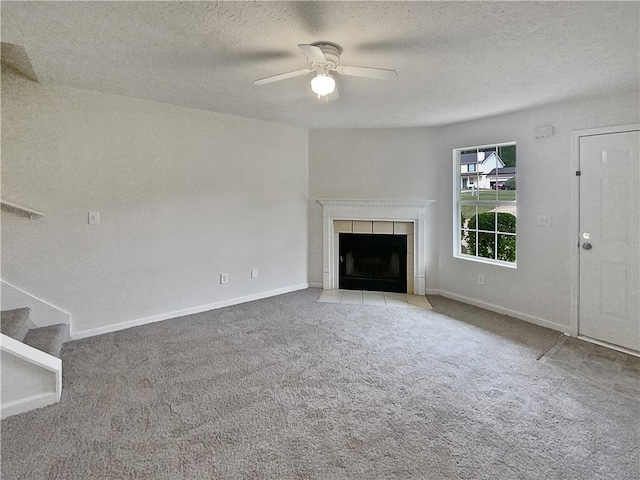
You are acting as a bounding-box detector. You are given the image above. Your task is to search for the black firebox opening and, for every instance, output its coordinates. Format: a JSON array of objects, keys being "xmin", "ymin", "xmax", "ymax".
[{"xmin": 339, "ymin": 233, "xmax": 407, "ymax": 293}]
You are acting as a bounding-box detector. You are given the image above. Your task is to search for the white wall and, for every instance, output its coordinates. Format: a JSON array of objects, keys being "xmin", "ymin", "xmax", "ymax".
[
  {"xmin": 1, "ymin": 280, "xmax": 70, "ymax": 328},
  {"xmin": 308, "ymin": 90, "xmax": 639, "ymax": 330},
  {"xmin": 1, "ymin": 69, "xmax": 309, "ymax": 335},
  {"xmin": 308, "ymin": 128, "xmax": 440, "ymax": 289},
  {"xmin": 1, "ymin": 350, "xmax": 56, "ymax": 404},
  {"xmin": 4, "ymin": 64, "xmax": 637, "ymax": 336},
  {"xmin": 434, "ymin": 90, "xmax": 640, "ymax": 330}
]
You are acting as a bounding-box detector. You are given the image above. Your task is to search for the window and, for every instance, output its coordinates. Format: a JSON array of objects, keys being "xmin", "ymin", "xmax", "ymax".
[{"xmin": 454, "ymin": 142, "xmax": 517, "ymax": 267}]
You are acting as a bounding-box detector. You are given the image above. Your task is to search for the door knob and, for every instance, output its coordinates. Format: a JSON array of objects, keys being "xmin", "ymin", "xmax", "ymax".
[{"xmin": 582, "ymin": 242, "xmax": 593, "ymax": 250}]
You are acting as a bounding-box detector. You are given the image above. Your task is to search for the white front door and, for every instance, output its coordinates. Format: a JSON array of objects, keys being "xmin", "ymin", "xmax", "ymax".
[{"xmin": 578, "ymin": 128, "xmax": 640, "ymax": 351}]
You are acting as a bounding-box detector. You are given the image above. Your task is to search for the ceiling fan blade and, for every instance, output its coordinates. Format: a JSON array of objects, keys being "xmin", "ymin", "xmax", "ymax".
[
  {"xmin": 335, "ymin": 65, "xmax": 398, "ymax": 80},
  {"xmin": 253, "ymin": 68, "xmax": 313, "ymax": 86},
  {"xmin": 297, "ymin": 44, "xmax": 327, "ymax": 64},
  {"xmin": 1, "ymin": 42, "xmax": 38, "ymax": 82}
]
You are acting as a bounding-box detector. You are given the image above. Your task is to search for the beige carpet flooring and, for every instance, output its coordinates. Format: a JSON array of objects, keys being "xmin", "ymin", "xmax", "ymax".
[{"xmin": 1, "ymin": 289, "xmax": 638, "ymax": 479}]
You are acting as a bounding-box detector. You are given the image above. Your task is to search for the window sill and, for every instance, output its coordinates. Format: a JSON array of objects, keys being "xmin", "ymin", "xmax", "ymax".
[{"xmin": 453, "ymin": 253, "xmax": 517, "ymax": 269}]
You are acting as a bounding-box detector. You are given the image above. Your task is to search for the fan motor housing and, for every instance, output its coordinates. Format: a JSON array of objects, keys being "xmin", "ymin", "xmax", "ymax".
[{"xmin": 311, "ymin": 42, "xmax": 342, "ymax": 68}]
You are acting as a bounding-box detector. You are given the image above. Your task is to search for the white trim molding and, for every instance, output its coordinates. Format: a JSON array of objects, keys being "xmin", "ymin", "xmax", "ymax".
[
  {"xmin": 1, "ymin": 333, "xmax": 63, "ymax": 419},
  {"xmin": 1, "ymin": 279, "xmax": 71, "ymax": 328},
  {"xmin": 430, "ymin": 289, "xmax": 569, "ymax": 334},
  {"xmin": 71, "ymin": 283, "xmax": 310, "ymax": 340},
  {"xmin": 577, "ymin": 335, "xmax": 640, "ymax": 358},
  {"xmin": 317, "ymin": 199, "xmax": 435, "ymax": 295},
  {"xmin": 0, "ymin": 334, "xmax": 62, "ymax": 377},
  {"xmin": 1, "ymin": 392, "xmax": 60, "ymax": 420}
]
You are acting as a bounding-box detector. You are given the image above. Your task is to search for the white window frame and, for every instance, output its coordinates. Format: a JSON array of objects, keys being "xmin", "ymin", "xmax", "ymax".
[{"xmin": 453, "ymin": 142, "xmax": 517, "ymax": 268}]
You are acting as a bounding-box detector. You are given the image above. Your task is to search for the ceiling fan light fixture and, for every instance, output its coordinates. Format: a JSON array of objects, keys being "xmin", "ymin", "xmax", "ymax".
[
  {"xmin": 311, "ymin": 73, "xmax": 335, "ymax": 97},
  {"xmin": 253, "ymin": 42, "xmax": 397, "ymax": 102}
]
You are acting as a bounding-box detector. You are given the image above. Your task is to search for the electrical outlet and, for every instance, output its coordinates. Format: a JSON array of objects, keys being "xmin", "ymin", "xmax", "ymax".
[
  {"xmin": 478, "ymin": 275, "xmax": 485, "ymax": 285},
  {"xmin": 251, "ymin": 268, "xmax": 258, "ymax": 279},
  {"xmin": 220, "ymin": 273, "xmax": 228, "ymax": 284}
]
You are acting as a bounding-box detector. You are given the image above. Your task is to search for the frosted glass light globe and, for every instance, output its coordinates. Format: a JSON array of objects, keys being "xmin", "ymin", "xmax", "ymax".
[{"xmin": 311, "ymin": 74, "xmax": 336, "ymax": 96}]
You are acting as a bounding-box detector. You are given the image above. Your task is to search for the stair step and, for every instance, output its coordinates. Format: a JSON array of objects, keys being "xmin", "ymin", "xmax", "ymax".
[
  {"xmin": 23, "ymin": 324, "xmax": 69, "ymax": 358},
  {"xmin": 1, "ymin": 307, "xmax": 31, "ymax": 342}
]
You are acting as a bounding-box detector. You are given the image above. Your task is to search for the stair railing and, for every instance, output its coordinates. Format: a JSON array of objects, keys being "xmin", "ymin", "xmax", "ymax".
[{"xmin": 0, "ymin": 200, "xmax": 44, "ymax": 220}]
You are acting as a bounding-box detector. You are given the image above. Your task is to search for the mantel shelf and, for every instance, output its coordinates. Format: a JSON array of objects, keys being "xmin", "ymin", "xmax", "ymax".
[
  {"xmin": 317, "ymin": 199, "xmax": 435, "ymax": 208},
  {"xmin": 0, "ymin": 200, "xmax": 44, "ymax": 220}
]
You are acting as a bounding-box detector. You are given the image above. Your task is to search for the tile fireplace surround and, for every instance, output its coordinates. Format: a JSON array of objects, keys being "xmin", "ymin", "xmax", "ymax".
[{"xmin": 317, "ymin": 199, "xmax": 435, "ymax": 295}]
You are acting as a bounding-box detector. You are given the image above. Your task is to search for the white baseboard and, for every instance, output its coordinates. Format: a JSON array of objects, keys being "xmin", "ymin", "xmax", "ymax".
[
  {"xmin": 577, "ymin": 335, "xmax": 640, "ymax": 358},
  {"xmin": 428, "ymin": 289, "xmax": 569, "ymax": 334},
  {"xmin": 70, "ymin": 283, "xmax": 310, "ymax": 340},
  {"xmin": 308, "ymin": 282, "xmax": 323, "ymax": 289},
  {"xmin": 1, "ymin": 392, "xmax": 59, "ymax": 420}
]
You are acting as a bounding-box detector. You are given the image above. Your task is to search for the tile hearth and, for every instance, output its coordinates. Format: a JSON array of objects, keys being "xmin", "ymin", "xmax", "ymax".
[{"xmin": 318, "ymin": 290, "xmax": 433, "ymax": 310}]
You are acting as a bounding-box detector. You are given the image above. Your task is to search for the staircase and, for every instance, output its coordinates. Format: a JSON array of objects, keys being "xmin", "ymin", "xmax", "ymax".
[
  {"xmin": 1, "ymin": 204, "xmax": 69, "ymax": 418},
  {"xmin": 2, "ymin": 308, "xmax": 68, "ymax": 357},
  {"xmin": 1, "ymin": 307, "xmax": 68, "ymax": 419}
]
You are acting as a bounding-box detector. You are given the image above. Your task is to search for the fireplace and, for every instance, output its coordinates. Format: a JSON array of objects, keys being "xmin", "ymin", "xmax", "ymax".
[
  {"xmin": 317, "ymin": 199, "xmax": 434, "ymax": 295},
  {"xmin": 339, "ymin": 233, "xmax": 407, "ymax": 292}
]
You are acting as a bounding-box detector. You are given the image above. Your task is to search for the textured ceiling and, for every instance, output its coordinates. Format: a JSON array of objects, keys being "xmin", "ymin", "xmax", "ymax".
[{"xmin": 1, "ymin": 1, "xmax": 638, "ymax": 129}]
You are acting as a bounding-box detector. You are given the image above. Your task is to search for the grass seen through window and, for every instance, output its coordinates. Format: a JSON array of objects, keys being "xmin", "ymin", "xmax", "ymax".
[{"xmin": 455, "ymin": 142, "xmax": 517, "ymax": 265}]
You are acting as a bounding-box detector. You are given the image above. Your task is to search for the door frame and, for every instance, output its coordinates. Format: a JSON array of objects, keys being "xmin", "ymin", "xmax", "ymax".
[{"xmin": 569, "ymin": 123, "xmax": 640, "ymax": 342}]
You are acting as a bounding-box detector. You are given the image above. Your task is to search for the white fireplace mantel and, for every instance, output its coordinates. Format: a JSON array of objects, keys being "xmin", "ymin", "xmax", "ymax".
[{"xmin": 317, "ymin": 199, "xmax": 435, "ymax": 295}]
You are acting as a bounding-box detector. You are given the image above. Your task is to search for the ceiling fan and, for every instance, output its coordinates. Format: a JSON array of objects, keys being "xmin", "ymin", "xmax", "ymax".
[{"xmin": 253, "ymin": 42, "xmax": 397, "ymax": 101}]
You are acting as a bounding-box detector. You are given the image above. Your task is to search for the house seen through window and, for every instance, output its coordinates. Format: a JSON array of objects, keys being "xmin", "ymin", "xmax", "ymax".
[{"xmin": 454, "ymin": 143, "xmax": 517, "ymax": 266}]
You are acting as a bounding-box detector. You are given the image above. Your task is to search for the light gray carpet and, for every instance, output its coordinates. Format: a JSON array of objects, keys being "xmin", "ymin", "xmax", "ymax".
[
  {"xmin": 2, "ymin": 289, "xmax": 638, "ymax": 479},
  {"xmin": 22, "ymin": 323, "xmax": 69, "ymax": 358},
  {"xmin": 1, "ymin": 307, "xmax": 31, "ymax": 341}
]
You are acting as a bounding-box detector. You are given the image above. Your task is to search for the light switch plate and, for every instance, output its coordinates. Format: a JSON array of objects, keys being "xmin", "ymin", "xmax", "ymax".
[
  {"xmin": 537, "ymin": 215, "xmax": 552, "ymax": 227},
  {"xmin": 88, "ymin": 211, "xmax": 100, "ymax": 224}
]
